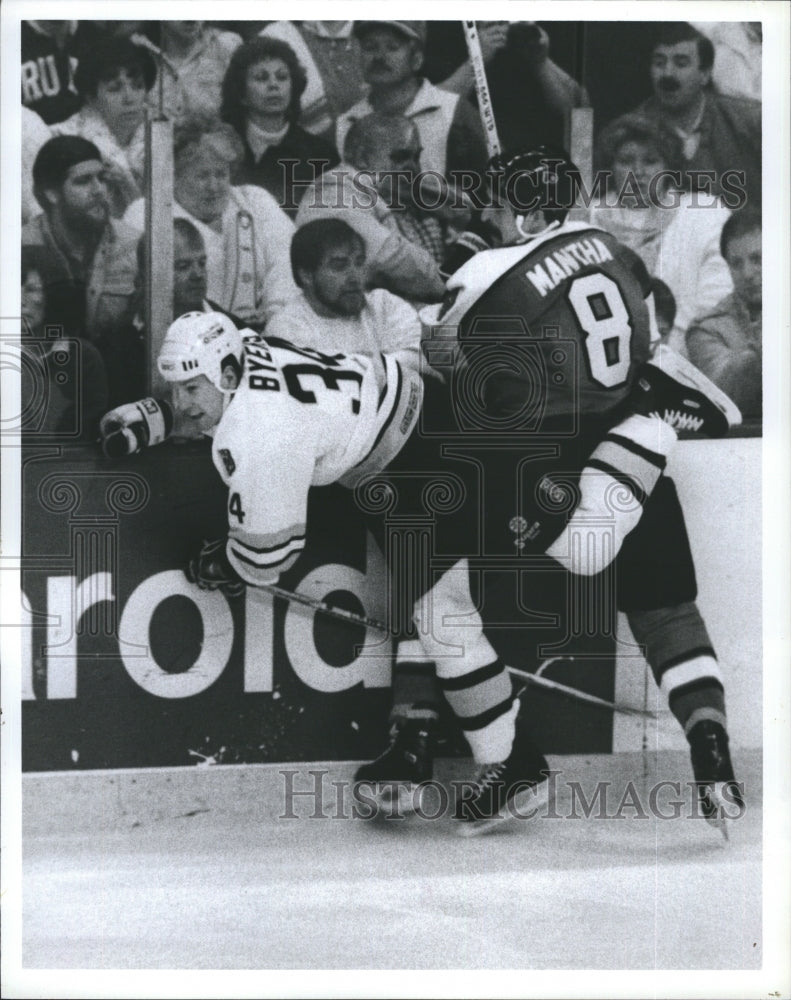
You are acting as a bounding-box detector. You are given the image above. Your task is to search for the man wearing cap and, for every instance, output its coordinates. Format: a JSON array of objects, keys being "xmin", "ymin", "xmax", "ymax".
[
  {"xmin": 336, "ymin": 21, "xmax": 488, "ymax": 182},
  {"xmin": 22, "ymin": 135, "xmax": 139, "ymax": 349}
]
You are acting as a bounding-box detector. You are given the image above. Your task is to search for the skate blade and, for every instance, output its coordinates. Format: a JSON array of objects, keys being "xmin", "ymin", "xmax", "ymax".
[
  {"xmin": 456, "ymin": 781, "xmax": 550, "ymax": 838},
  {"xmin": 701, "ymin": 781, "xmax": 742, "ymax": 841}
]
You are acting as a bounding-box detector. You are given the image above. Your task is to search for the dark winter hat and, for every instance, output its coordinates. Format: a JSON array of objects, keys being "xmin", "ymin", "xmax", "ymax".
[{"xmin": 32, "ymin": 135, "xmax": 103, "ymax": 208}]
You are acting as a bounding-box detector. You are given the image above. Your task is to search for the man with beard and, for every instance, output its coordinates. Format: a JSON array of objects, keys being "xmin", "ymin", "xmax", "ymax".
[
  {"xmin": 265, "ymin": 219, "xmax": 423, "ymax": 363},
  {"xmin": 22, "ymin": 135, "xmax": 139, "ymax": 355},
  {"xmin": 596, "ymin": 22, "xmax": 760, "ymax": 202}
]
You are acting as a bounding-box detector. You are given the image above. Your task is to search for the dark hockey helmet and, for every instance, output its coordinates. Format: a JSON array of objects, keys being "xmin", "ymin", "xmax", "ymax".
[{"xmin": 487, "ymin": 146, "xmax": 581, "ymax": 225}]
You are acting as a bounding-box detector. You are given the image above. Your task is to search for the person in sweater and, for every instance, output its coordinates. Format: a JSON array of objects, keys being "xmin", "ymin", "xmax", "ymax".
[
  {"xmin": 295, "ymin": 113, "xmax": 456, "ymax": 306},
  {"xmin": 21, "ymin": 20, "xmax": 82, "ymax": 125},
  {"xmin": 686, "ymin": 209, "xmax": 762, "ymax": 420},
  {"xmin": 258, "ymin": 21, "xmax": 366, "ymax": 139},
  {"xmin": 123, "ymin": 116, "xmax": 297, "ymax": 327}
]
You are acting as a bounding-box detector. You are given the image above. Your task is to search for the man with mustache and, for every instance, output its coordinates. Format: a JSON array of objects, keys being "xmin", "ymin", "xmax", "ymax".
[
  {"xmin": 22, "ymin": 135, "xmax": 139, "ymax": 351},
  {"xmin": 336, "ymin": 21, "xmax": 488, "ymax": 183},
  {"xmin": 596, "ymin": 22, "xmax": 760, "ymax": 202}
]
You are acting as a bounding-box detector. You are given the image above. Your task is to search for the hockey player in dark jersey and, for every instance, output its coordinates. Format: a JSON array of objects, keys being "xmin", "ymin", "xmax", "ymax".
[{"xmin": 355, "ymin": 148, "xmax": 745, "ymax": 837}]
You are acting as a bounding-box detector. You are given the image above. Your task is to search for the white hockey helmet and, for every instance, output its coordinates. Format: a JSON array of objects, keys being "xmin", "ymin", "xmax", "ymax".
[{"xmin": 157, "ymin": 311, "xmax": 243, "ymax": 389}]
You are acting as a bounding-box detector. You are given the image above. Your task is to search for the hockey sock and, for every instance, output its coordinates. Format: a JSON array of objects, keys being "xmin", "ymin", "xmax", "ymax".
[
  {"xmin": 627, "ymin": 602, "xmax": 727, "ymax": 733},
  {"xmin": 438, "ymin": 659, "xmax": 518, "ymax": 764},
  {"xmin": 390, "ymin": 639, "xmax": 441, "ymax": 723}
]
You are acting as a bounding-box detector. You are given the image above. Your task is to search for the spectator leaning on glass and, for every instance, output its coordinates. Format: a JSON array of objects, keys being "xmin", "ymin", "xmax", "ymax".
[
  {"xmin": 23, "ymin": 136, "xmax": 139, "ymax": 354},
  {"xmin": 686, "ymin": 209, "xmax": 762, "ymax": 420},
  {"xmin": 590, "ymin": 113, "xmax": 732, "ymax": 354},
  {"xmin": 336, "ymin": 21, "xmax": 488, "ymax": 182},
  {"xmin": 123, "ymin": 116, "xmax": 297, "ymax": 327},
  {"xmin": 51, "ymin": 38, "xmax": 156, "ymax": 218},
  {"xmin": 220, "ymin": 36, "xmax": 338, "ymax": 218},
  {"xmin": 295, "ymin": 112, "xmax": 453, "ymax": 306},
  {"xmin": 596, "ymin": 22, "xmax": 761, "ymax": 202}
]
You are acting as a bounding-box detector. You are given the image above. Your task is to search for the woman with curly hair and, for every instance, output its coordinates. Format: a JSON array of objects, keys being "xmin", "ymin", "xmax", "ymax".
[
  {"xmin": 591, "ymin": 113, "xmax": 733, "ymax": 353},
  {"xmin": 220, "ymin": 36, "xmax": 338, "ymax": 217}
]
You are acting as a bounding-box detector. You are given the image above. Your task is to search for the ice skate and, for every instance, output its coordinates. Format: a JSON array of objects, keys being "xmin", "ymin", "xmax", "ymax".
[
  {"xmin": 353, "ymin": 717, "xmax": 437, "ymax": 815},
  {"xmin": 688, "ymin": 719, "xmax": 745, "ymax": 840},
  {"xmin": 455, "ymin": 712, "xmax": 551, "ymax": 837}
]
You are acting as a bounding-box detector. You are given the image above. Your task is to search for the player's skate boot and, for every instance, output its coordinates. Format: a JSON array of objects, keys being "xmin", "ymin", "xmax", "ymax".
[
  {"xmin": 630, "ymin": 344, "xmax": 742, "ymax": 437},
  {"xmin": 353, "ymin": 716, "xmax": 437, "ymax": 816},
  {"xmin": 455, "ymin": 710, "xmax": 551, "ymax": 837},
  {"xmin": 687, "ymin": 719, "xmax": 745, "ymax": 840}
]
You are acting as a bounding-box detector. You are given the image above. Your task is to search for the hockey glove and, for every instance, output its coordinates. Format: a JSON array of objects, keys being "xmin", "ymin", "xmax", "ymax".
[
  {"xmin": 439, "ymin": 210, "xmax": 500, "ymax": 280},
  {"xmin": 185, "ymin": 538, "xmax": 246, "ymax": 597},
  {"xmin": 99, "ymin": 397, "xmax": 174, "ymax": 457}
]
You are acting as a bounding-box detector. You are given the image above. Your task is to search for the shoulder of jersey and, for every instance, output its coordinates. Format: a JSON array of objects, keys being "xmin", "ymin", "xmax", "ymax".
[{"xmin": 440, "ymin": 221, "xmax": 607, "ymax": 326}]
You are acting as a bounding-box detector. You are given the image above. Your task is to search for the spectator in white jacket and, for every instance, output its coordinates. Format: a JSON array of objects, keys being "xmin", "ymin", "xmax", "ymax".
[
  {"xmin": 266, "ymin": 217, "xmax": 423, "ymax": 364},
  {"xmin": 123, "ymin": 116, "xmax": 297, "ymax": 326},
  {"xmin": 590, "ymin": 113, "xmax": 732, "ymax": 353}
]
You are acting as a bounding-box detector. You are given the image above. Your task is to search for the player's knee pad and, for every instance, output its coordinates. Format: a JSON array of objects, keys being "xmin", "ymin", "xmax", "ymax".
[{"xmin": 545, "ymin": 414, "xmax": 677, "ymax": 576}]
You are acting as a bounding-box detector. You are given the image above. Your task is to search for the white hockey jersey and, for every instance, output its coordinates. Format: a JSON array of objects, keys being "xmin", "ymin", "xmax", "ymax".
[{"xmin": 213, "ymin": 333, "xmax": 423, "ymax": 586}]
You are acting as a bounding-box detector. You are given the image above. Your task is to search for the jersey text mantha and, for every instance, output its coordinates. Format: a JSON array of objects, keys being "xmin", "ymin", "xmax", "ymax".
[{"xmin": 526, "ymin": 237, "xmax": 615, "ymax": 297}]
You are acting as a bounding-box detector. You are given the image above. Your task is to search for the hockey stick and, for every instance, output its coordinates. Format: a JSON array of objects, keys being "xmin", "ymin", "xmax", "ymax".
[
  {"xmin": 462, "ymin": 21, "xmax": 502, "ymax": 159},
  {"xmin": 256, "ymin": 581, "xmax": 655, "ymax": 718},
  {"xmin": 258, "ymin": 580, "xmax": 389, "ymax": 633},
  {"xmin": 507, "ymin": 664, "xmax": 654, "ymax": 718}
]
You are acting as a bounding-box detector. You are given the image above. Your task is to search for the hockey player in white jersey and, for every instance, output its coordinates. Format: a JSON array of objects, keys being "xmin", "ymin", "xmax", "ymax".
[{"xmin": 152, "ymin": 310, "xmax": 423, "ymax": 590}]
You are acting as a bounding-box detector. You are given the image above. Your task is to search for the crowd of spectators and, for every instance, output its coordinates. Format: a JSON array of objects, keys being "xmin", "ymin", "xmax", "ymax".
[{"xmin": 19, "ymin": 18, "xmax": 764, "ymax": 439}]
